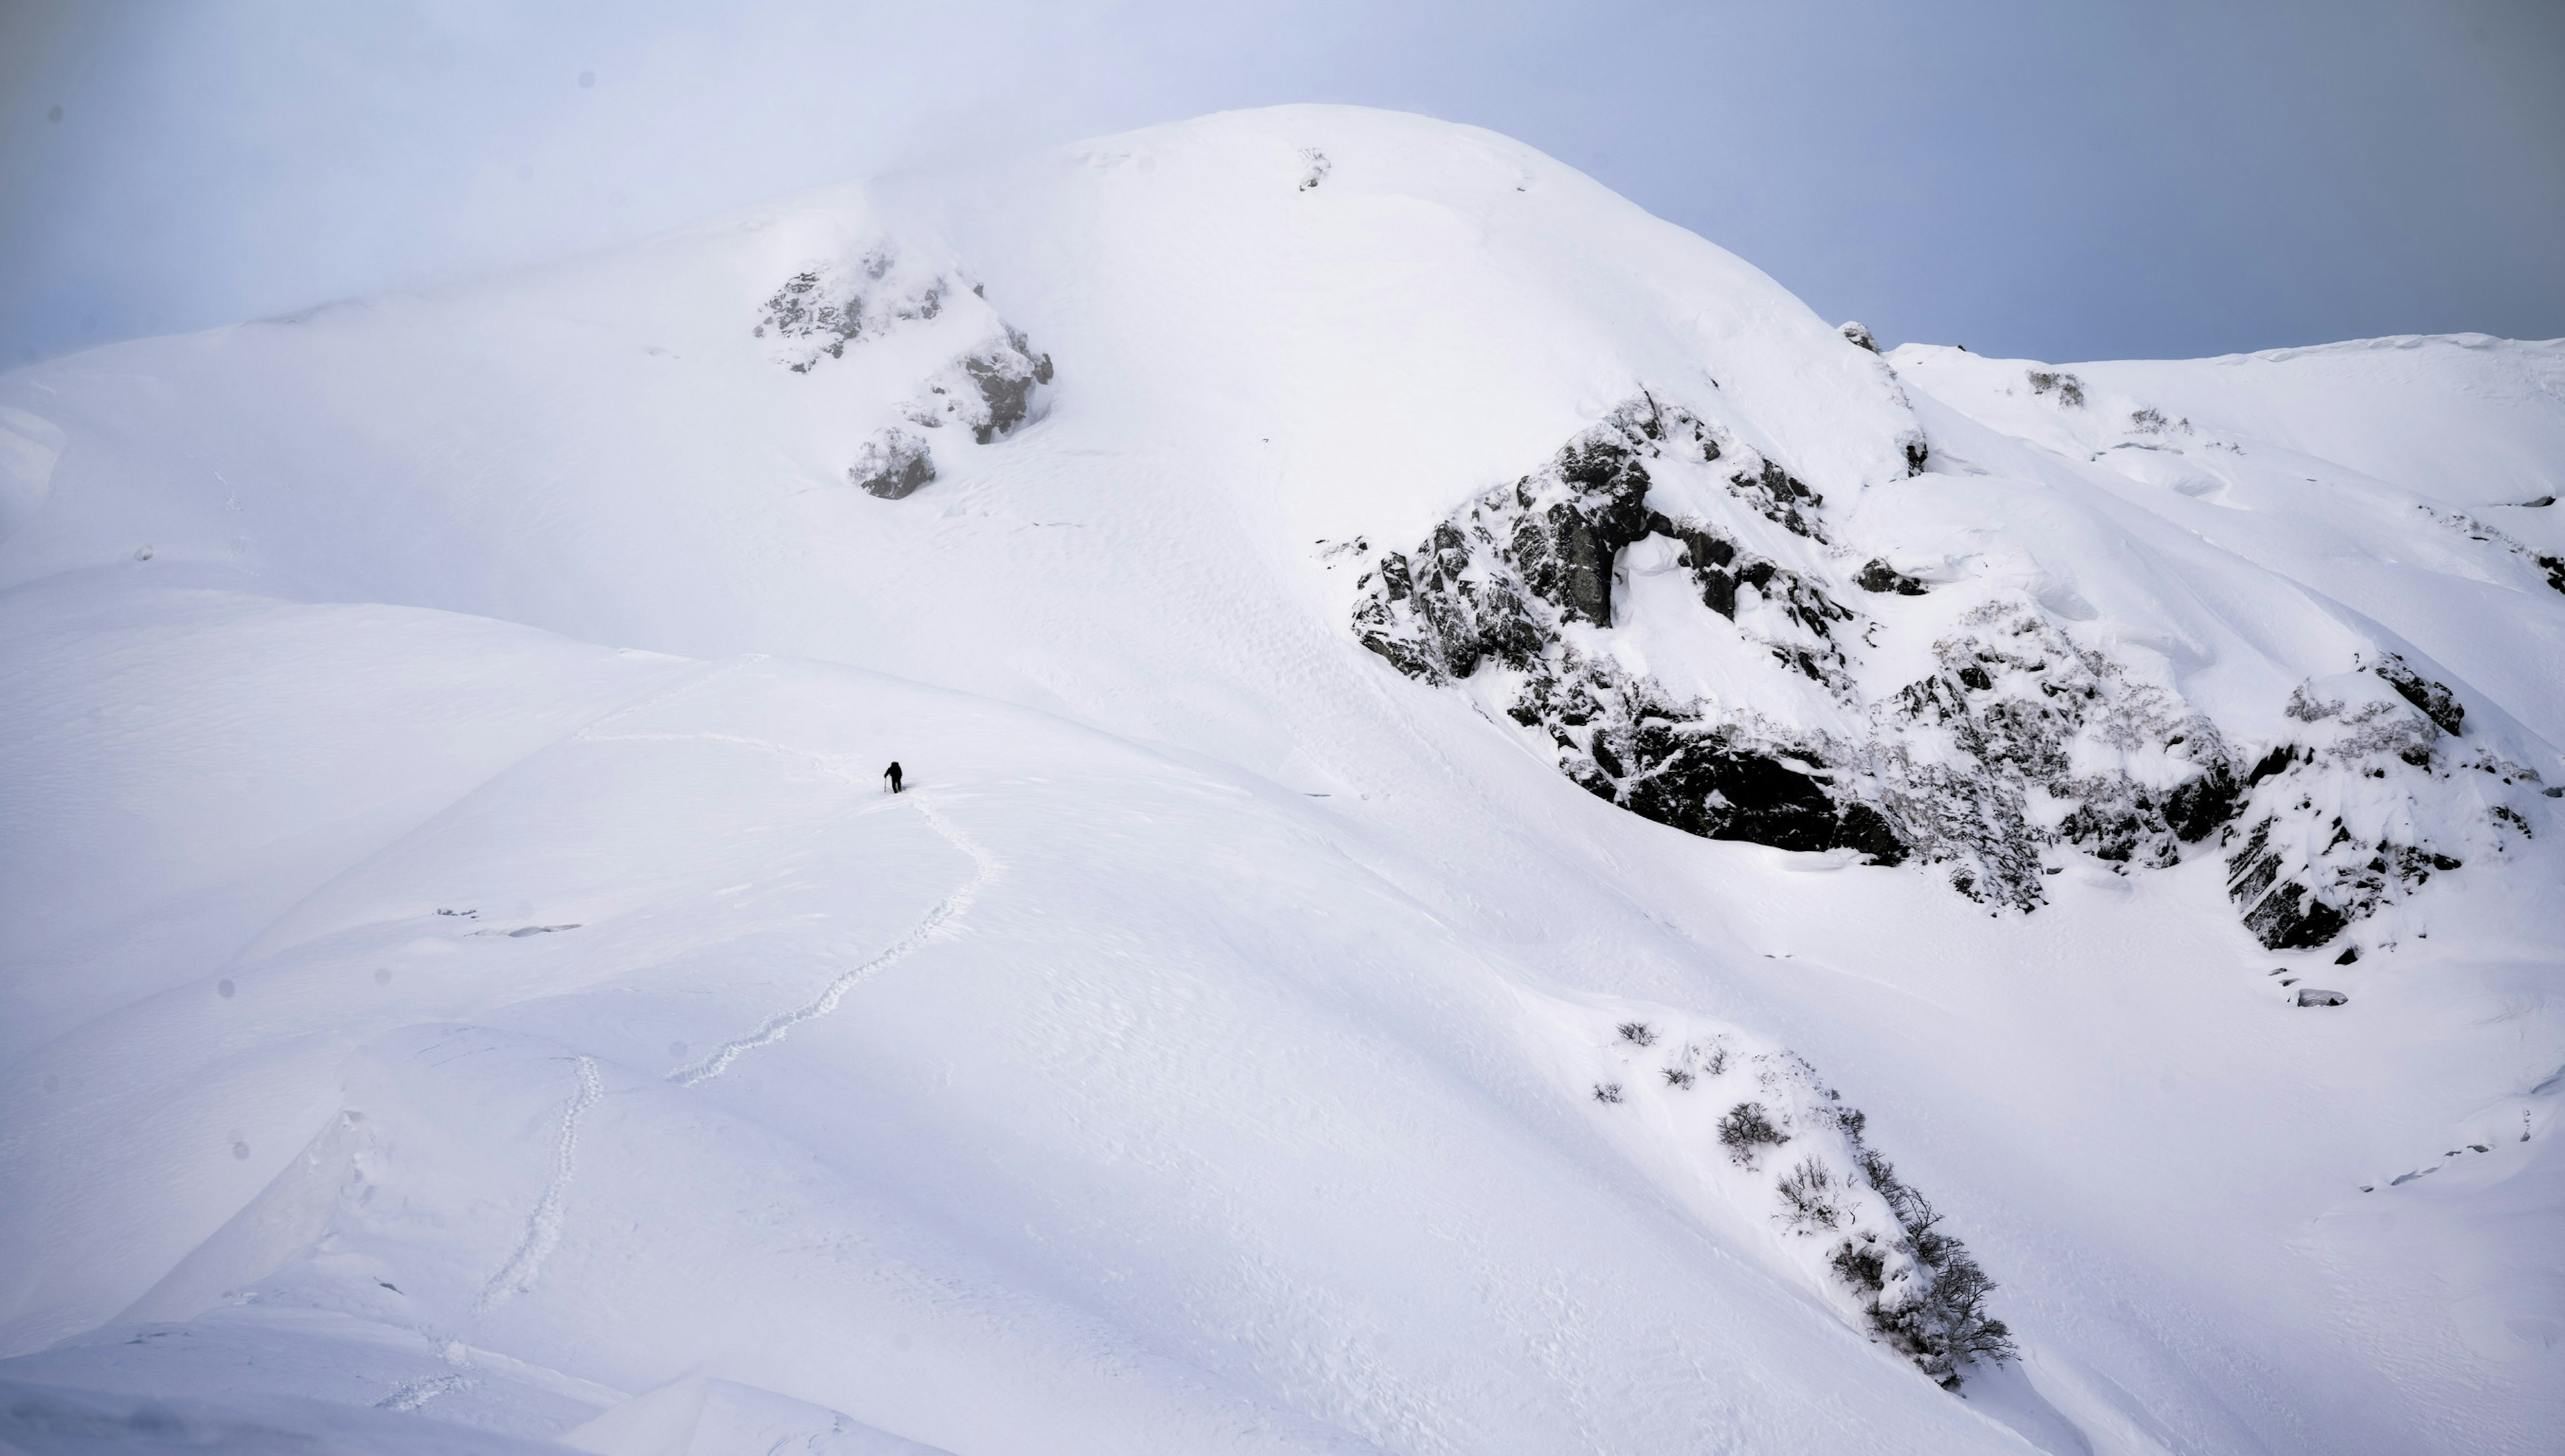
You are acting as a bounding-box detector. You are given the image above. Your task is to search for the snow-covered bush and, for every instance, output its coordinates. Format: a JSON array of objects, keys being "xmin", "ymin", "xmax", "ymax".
[
  {"xmin": 1777, "ymin": 1157, "xmax": 1842, "ymax": 1228},
  {"xmin": 1561, "ymin": 997, "xmax": 2017, "ymax": 1389}
]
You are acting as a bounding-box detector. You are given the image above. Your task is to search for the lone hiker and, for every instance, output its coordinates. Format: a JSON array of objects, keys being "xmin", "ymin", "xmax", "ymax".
[{"xmin": 883, "ymin": 761, "xmax": 904, "ymax": 794}]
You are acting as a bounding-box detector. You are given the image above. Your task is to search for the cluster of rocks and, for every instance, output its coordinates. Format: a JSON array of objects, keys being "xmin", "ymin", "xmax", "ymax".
[
  {"xmin": 1351, "ymin": 395, "xmax": 2535, "ymax": 946},
  {"xmin": 1352, "ymin": 399, "xmax": 1900, "ymax": 856},
  {"xmin": 755, "ymin": 244, "xmax": 1053, "ymax": 499},
  {"xmin": 2217, "ymin": 656, "xmax": 2525, "ymax": 948},
  {"xmin": 756, "ymin": 246, "xmax": 949, "ymax": 373}
]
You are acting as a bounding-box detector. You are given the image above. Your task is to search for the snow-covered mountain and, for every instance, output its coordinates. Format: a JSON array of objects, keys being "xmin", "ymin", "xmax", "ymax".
[{"xmin": 1, "ymin": 106, "xmax": 2559, "ymax": 1455}]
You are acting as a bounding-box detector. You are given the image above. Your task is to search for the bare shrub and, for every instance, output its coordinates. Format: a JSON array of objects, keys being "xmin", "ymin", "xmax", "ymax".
[
  {"xmin": 1717, "ymin": 1101, "xmax": 1788, "ymax": 1163},
  {"xmin": 2027, "ymin": 370, "xmax": 2086, "ymax": 407},
  {"xmin": 1776, "ymin": 1157, "xmax": 1841, "ymax": 1229},
  {"xmin": 1840, "ymin": 1139, "xmax": 2016, "ymax": 1386}
]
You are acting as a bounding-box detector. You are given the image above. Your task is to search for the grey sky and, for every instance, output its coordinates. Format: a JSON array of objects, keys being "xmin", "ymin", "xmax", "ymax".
[{"xmin": 4, "ymin": 0, "xmax": 2561, "ymax": 368}]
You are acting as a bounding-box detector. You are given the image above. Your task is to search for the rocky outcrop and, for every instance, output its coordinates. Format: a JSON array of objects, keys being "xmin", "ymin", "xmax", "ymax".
[
  {"xmin": 846, "ymin": 427, "xmax": 936, "ymax": 499},
  {"xmin": 2214, "ymin": 660, "xmax": 2528, "ymax": 948},
  {"xmin": 1352, "ymin": 399, "xmax": 1900, "ymax": 858},
  {"xmin": 756, "ymin": 244, "xmax": 1054, "ymax": 498},
  {"xmin": 914, "ymin": 327, "xmax": 1054, "ymax": 444},
  {"xmin": 1352, "ymin": 395, "xmax": 2540, "ymax": 944},
  {"xmin": 756, "ymin": 246, "xmax": 950, "ymax": 373}
]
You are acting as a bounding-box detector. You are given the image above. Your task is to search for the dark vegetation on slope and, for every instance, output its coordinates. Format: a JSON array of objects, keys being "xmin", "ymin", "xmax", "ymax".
[
  {"xmin": 1616, "ymin": 1025, "xmax": 2016, "ymax": 1390},
  {"xmin": 1737, "ymin": 1092, "xmax": 2015, "ymax": 1388}
]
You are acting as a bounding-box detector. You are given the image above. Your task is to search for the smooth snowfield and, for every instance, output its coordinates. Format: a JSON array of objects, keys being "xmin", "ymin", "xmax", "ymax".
[{"xmin": 1, "ymin": 107, "xmax": 2559, "ymax": 1455}]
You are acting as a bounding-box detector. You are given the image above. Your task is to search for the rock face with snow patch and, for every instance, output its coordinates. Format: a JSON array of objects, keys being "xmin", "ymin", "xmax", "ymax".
[
  {"xmin": 756, "ymin": 241, "xmax": 1053, "ymax": 495},
  {"xmin": 1353, "ymin": 389, "xmax": 2548, "ymax": 945},
  {"xmin": 2216, "ymin": 659, "xmax": 2530, "ymax": 948}
]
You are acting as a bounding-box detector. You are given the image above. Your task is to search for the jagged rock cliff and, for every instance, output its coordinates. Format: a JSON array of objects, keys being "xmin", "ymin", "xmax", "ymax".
[{"xmin": 1353, "ymin": 385, "xmax": 2550, "ymax": 946}]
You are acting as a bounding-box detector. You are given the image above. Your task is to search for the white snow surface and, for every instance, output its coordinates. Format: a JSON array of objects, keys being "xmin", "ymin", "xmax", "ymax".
[{"xmin": 0, "ymin": 106, "xmax": 2559, "ymax": 1455}]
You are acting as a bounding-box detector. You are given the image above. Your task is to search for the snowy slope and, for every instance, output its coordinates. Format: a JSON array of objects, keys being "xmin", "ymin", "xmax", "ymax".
[{"xmin": 1, "ymin": 106, "xmax": 2559, "ymax": 1456}]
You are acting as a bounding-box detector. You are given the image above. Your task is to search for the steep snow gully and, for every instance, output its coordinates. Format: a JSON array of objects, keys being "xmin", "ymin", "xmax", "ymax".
[{"xmin": 1, "ymin": 107, "xmax": 2560, "ymax": 1456}]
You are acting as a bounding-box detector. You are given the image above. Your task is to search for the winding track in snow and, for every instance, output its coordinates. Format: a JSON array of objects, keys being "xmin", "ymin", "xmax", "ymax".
[
  {"xmin": 476, "ymin": 1055, "xmax": 604, "ymax": 1312},
  {"xmin": 667, "ymin": 791, "xmax": 999, "ymax": 1088}
]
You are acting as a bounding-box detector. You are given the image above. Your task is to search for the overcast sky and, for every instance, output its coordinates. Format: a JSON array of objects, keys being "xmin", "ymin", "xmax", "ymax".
[{"xmin": 5, "ymin": 0, "xmax": 2561, "ymax": 368}]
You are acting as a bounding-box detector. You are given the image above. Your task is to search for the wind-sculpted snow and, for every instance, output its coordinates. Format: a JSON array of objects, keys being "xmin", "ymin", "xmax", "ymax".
[{"xmin": 1353, "ymin": 383, "xmax": 2554, "ymax": 946}]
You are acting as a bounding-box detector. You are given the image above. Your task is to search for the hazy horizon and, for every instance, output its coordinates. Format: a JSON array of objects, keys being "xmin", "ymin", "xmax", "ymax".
[{"xmin": 5, "ymin": 0, "xmax": 2562, "ymax": 369}]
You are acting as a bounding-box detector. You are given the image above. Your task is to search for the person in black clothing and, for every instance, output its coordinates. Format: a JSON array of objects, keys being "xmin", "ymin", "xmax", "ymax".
[{"xmin": 883, "ymin": 761, "xmax": 904, "ymax": 793}]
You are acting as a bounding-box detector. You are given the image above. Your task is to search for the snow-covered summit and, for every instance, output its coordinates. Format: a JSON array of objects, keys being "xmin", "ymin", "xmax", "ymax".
[{"xmin": 2, "ymin": 106, "xmax": 2560, "ymax": 1455}]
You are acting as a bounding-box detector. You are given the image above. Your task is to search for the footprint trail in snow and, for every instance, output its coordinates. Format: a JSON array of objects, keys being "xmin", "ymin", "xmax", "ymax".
[
  {"xmin": 477, "ymin": 1055, "xmax": 603, "ymax": 1312},
  {"xmin": 670, "ymin": 793, "xmax": 999, "ymax": 1088}
]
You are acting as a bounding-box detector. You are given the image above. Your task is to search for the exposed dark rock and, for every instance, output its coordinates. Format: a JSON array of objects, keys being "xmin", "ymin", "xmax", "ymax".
[
  {"xmin": 2247, "ymin": 745, "xmax": 2296, "ymax": 784},
  {"xmin": 1351, "ymin": 398, "xmax": 1898, "ymax": 864},
  {"xmin": 2241, "ymin": 876, "xmax": 2349, "ymax": 950},
  {"xmin": 1353, "ymin": 394, "xmax": 2516, "ymax": 945},
  {"xmin": 757, "ymin": 248, "xmax": 950, "ymax": 373},
  {"xmin": 757, "ymin": 255, "xmax": 1053, "ymax": 446},
  {"xmin": 1729, "ymin": 458, "xmax": 1826, "ymax": 539},
  {"xmin": 2371, "ymin": 654, "xmax": 2463, "ymax": 735},
  {"xmin": 1839, "ymin": 321, "xmax": 1879, "ymax": 353},
  {"xmin": 757, "ymin": 268, "xmax": 862, "ymax": 366},
  {"xmin": 1614, "ymin": 723, "xmax": 1888, "ymax": 857},
  {"xmin": 1855, "ymin": 560, "xmax": 1928, "ymax": 596},
  {"xmin": 957, "ymin": 327, "xmax": 1054, "ymax": 443},
  {"xmin": 2164, "ymin": 764, "xmax": 2242, "ymax": 842},
  {"xmin": 848, "ymin": 428, "xmax": 936, "ymax": 499}
]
